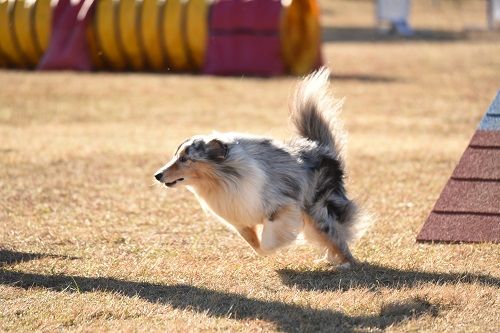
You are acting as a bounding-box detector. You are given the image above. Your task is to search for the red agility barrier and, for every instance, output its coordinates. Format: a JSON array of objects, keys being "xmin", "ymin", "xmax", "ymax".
[
  {"xmin": 210, "ymin": 0, "xmax": 281, "ymax": 31},
  {"xmin": 37, "ymin": 0, "xmax": 95, "ymax": 71},
  {"xmin": 204, "ymin": 34, "xmax": 284, "ymax": 76},
  {"xmin": 204, "ymin": 0, "xmax": 285, "ymax": 76}
]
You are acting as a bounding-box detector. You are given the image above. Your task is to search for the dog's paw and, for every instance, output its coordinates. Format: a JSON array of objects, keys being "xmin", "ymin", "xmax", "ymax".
[
  {"xmin": 253, "ymin": 248, "xmax": 270, "ymax": 257},
  {"xmin": 326, "ymin": 252, "xmax": 342, "ymax": 265},
  {"xmin": 313, "ymin": 254, "xmax": 358, "ymax": 269},
  {"xmin": 337, "ymin": 262, "xmax": 352, "ymax": 270},
  {"xmin": 313, "ymin": 257, "xmax": 327, "ymax": 265},
  {"xmin": 337, "ymin": 259, "xmax": 361, "ymax": 270},
  {"xmin": 313, "ymin": 252, "xmax": 331, "ymax": 265}
]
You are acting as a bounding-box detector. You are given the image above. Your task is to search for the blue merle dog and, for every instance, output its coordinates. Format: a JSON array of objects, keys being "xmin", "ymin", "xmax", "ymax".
[{"xmin": 154, "ymin": 67, "xmax": 370, "ymax": 267}]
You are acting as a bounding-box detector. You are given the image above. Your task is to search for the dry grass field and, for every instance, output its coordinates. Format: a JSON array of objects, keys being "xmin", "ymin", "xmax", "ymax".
[{"xmin": 1, "ymin": 0, "xmax": 500, "ymax": 332}]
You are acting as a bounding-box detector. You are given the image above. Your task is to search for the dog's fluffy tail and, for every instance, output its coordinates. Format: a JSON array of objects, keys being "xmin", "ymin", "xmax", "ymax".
[
  {"xmin": 291, "ymin": 67, "xmax": 371, "ymax": 243},
  {"xmin": 290, "ymin": 66, "xmax": 346, "ymax": 158}
]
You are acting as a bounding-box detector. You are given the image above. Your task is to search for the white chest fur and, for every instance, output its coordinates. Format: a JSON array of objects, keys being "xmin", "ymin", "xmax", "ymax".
[{"xmin": 188, "ymin": 168, "xmax": 265, "ymax": 228}]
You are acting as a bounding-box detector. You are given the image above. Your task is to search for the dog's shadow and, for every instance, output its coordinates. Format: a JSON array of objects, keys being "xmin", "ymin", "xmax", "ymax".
[
  {"xmin": 0, "ymin": 269, "xmax": 438, "ymax": 332},
  {"xmin": 277, "ymin": 262, "xmax": 500, "ymax": 292},
  {"xmin": 0, "ymin": 249, "xmax": 78, "ymax": 267},
  {"xmin": 2, "ymin": 251, "xmax": 499, "ymax": 332}
]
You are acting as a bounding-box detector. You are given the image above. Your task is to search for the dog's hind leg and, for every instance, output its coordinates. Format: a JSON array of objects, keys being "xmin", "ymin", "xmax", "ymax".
[
  {"xmin": 260, "ymin": 205, "xmax": 303, "ymax": 253},
  {"xmin": 303, "ymin": 213, "xmax": 357, "ymax": 267},
  {"xmin": 326, "ymin": 238, "xmax": 357, "ymax": 268}
]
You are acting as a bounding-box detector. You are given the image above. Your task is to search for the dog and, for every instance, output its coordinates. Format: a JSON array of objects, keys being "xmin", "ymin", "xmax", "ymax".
[{"xmin": 154, "ymin": 67, "xmax": 370, "ymax": 267}]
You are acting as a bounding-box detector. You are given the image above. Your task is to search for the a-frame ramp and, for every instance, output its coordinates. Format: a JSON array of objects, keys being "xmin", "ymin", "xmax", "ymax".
[{"xmin": 417, "ymin": 91, "xmax": 500, "ymax": 243}]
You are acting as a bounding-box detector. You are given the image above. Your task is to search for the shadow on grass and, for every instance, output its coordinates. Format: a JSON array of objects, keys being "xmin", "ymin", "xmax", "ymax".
[
  {"xmin": 329, "ymin": 73, "xmax": 399, "ymax": 83},
  {"xmin": 322, "ymin": 26, "xmax": 468, "ymax": 43},
  {"xmin": 277, "ymin": 263, "xmax": 500, "ymax": 292},
  {"xmin": 1, "ymin": 268, "xmax": 436, "ymax": 332},
  {"xmin": 0, "ymin": 249, "xmax": 78, "ymax": 267}
]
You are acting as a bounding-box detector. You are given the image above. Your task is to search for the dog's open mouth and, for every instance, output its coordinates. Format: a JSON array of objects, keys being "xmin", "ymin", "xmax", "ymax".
[{"xmin": 165, "ymin": 178, "xmax": 184, "ymax": 187}]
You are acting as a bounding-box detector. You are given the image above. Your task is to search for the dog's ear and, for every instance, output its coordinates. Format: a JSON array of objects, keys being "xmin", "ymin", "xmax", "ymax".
[{"xmin": 206, "ymin": 139, "xmax": 228, "ymax": 161}]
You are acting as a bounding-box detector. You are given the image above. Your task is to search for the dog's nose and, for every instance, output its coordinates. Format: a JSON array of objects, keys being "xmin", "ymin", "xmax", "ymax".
[{"xmin": 154, "ymin": 172, "xmax": 163, "ymax": 181}]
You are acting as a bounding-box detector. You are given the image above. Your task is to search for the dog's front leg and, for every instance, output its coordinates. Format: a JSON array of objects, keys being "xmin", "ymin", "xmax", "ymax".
[{"xmin": 237, "ymin": 226, "xmax": 266, "ymax": 256}]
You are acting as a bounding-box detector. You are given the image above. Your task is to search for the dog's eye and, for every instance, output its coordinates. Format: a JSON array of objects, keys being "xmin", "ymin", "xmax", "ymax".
[{"xmin": 179, "ymin": 156, "xmax": 188, "ymax": 163}]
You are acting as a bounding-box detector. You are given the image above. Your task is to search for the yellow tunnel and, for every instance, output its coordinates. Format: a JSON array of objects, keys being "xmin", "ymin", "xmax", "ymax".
[{"xmin": 0, "ymin": 0, "xmax": 321, "ymax": 75}]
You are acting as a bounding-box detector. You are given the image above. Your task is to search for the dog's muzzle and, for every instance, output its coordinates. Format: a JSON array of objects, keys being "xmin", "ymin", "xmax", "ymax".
[{"xmin": 154, "ymin": 172, "xmax": 184, "ymax": 187}]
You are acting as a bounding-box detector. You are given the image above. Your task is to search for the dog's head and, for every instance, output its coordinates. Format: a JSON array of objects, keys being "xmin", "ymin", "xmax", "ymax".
[{"xmin": 154, "ymin": 136, "xmax": 228, "ymax": 188}]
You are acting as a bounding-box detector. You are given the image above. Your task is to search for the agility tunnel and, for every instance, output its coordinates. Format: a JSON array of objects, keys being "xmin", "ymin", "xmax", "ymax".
[{"xmin": 0, "ymin": 0, "xmax": 321, "ymax": 75}]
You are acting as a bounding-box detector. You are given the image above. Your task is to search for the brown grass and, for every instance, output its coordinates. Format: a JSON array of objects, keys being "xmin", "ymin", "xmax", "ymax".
[{"xmin": 1, "ymin": 0, "xmax": 500, "ymax": 332}]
